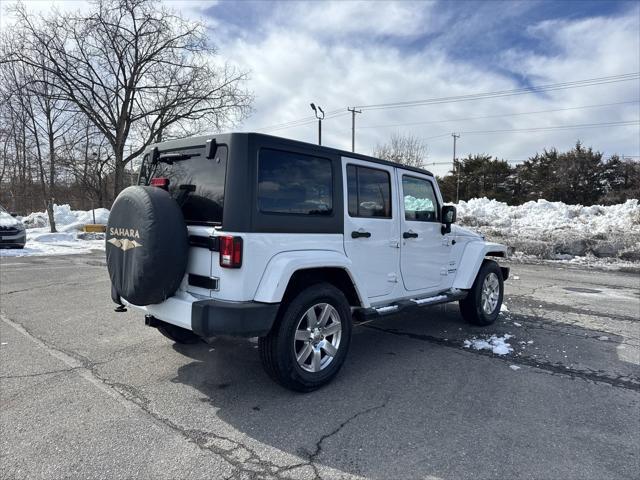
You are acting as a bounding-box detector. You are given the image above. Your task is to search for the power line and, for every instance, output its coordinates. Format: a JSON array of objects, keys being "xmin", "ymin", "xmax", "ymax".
[
  {"xmin": 354, "ymin": 72, "xmax": 640, "ymax": 111},
  {"xmin": 249, "ymin": 72, "xmax": 639, "ymax": 135},
  {"xmin": 458, "ymin": 120, "xmax": 639, "ymax": 135},
  {"xmin": 357, "ymin": 100, "xmax": 639, "ymax": 130},
  {"xmin": 419, "ymin": 120, "xmax": 639, "ymax": 142},
  {"xmin": 256, "ymin": 110, "xmax": 348, "ymax": 134}
]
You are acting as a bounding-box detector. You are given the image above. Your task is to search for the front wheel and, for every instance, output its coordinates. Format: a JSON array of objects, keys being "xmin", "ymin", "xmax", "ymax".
[
  {"xmin": 259, "ymin": 283, "xmax": 352, "ymax": 392},
  {"xmin": 459, "ymin": 260, "xmax": 504, "ymax": 326}
]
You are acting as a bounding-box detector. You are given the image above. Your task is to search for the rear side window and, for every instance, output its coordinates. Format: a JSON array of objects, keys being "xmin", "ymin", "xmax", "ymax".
[
  {"xmin": 258, "ymin": 149, "xmax": 333, "ymax": 215},
  {"xmin": 347, "ymin": 165, "xmax": 392, "ymax": 218},
  {"xmin": 402, "ymin": 175, "xmax": 439, "ymax": 222}
]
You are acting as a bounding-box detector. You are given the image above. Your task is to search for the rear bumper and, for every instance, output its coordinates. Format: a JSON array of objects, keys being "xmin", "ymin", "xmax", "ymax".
[
  {"xmin": 191, "ymin": 299, "xmax": 280, "ymax": 337},
  {"xmin": 124, "ymin": 292, "xmax": 279, "ymax": 338}
]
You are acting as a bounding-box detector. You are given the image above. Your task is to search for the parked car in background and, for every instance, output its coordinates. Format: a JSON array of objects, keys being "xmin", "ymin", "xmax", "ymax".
[{"xmin": 0, "ymin": 205, "xmax": 26, "ymax": 249}]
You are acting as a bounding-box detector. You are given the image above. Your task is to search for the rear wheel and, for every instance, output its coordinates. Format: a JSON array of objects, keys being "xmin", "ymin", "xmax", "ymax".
[
  {"xmin": 459, "ymin": 260, "xmax": 504, "ymax": 326},
  {"xmin": 157, "ymin": 322, "xmax": 201, "ymax": 344},
  {"xmin": 259, "ymin": 283, "xmax": 352, "ymax": 392}
]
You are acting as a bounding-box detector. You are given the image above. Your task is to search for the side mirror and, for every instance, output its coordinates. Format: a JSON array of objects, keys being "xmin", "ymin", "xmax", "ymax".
[
  {"xmin": 442, "ymin": 205, "xmax": 456, "ymax": 224},
  {"xmin": 441, "ymin": 205, "xmax": 456, "ymax": 235}
]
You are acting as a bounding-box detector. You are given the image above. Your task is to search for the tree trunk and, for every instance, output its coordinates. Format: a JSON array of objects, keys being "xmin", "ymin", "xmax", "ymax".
[
  {"xmin": 46, "ymin": 110, "xmax": 57, "ymax": 233},
  {"xmin": 113, "ymin": 156, "xmax": 125, "ymax": 200},
  {"xmin": 45, "ymin": 199, "xmax": 56, "ymax": 232}
]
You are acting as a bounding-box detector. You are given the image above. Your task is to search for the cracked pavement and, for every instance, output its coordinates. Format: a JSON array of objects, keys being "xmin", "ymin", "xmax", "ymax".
[{"xmin": 1, "ymin": 254, "xmax": 639, "ymax": 479}]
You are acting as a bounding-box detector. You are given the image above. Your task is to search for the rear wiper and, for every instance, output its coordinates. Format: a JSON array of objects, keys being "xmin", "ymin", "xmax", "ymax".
[{"xmin": 156, "ymin": 152, "xmax": 198, "ymax": 165}]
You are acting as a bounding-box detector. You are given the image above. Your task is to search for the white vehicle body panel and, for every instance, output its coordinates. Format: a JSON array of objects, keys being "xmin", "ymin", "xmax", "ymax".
[
  {"xmin": 341, "ymin": 158, "xmax": 400, "ymax": 298},
  {"xmin": 396, "ymin": 169, "xmax": 451, "ymax": 292},
  {"xmin": 452, "ymin": 241, "xmax": 507, "ymax": 289},
  {"xmin": 253, "ymin": 249, "xmax": 369, "ymax": 306}
]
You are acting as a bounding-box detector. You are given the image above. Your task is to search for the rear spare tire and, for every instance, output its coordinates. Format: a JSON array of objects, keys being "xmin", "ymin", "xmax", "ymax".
[{"xmin": 106, "ymin": 186, "xmax": 188, "ymax": 306}]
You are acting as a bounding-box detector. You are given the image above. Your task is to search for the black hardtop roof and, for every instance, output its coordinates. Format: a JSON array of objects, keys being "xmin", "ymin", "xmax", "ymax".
[{"xmin": 150, "ymin": 132, "xmax": 434, "ymax": 177}]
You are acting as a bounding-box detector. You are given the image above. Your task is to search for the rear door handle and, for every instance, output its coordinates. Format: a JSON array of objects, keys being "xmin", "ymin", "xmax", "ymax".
[
  {"xmin": 351, "ymin": 231, "xmax": 371, "ymax": 239},
  {"xmin": 403, "ymin": 231, "xmax": 419, "ymax": 239}
]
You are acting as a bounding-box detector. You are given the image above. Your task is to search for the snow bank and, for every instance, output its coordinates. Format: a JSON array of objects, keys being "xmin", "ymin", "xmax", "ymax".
[
  {"xmin": 21, "ymin": 204, "xmax": 109, "ymax": 231},
  {"xmin": 456, "ymin": 198, "xmax": 640, "ymax": 261},
  {"xmin": 404, "ymin": 195, "xmax": 434, "ymax": 212},
  {"xmin": 1, "ymin": 205, "xmax": 109, "ymax": 258}
]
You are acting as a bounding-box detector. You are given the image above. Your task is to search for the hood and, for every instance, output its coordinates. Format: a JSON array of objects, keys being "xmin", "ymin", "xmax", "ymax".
[
  {"xmin": 0, "ymin": 211, "xmax": 22, "ymax": 229},
  {"xmin": 451, "ymin": 224, "xmax": 483, "ymax": 239}
]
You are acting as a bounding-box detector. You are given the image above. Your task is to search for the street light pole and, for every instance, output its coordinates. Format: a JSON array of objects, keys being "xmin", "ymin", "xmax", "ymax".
[{"xmin": 310, "ymin": 103, "xmax": 325, "ymax": 145}]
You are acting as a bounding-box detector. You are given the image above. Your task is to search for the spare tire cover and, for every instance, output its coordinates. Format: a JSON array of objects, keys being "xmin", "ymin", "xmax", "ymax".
[{"xmin": 106, "ymin": 186, "xmax": 188, "ymax": 306}]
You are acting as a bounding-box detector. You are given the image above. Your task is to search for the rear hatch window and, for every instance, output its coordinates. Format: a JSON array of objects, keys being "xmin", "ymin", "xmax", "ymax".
[{"xmin": 140, "ymin": 144, "xmax": 228, "ymax": 225}]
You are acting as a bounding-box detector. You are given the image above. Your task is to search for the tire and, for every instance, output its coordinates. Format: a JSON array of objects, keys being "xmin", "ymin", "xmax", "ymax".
[
  {"xmin": 157, "ymin": 322, "xmax": 201, "ymax": 344},
  {"xmin": 258, "ymin": 282, "xmax": 352, "ymax": 392},
  {"xmin": 459, "ymin": 260, "xmax": 504, "ymax": 326}
]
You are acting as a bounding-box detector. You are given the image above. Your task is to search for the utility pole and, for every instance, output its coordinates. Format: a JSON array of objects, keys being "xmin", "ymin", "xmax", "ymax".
[
  {"xmin": 310, "ymin": 103, "xmax": 325, "ymax": 145},
  {"xmin": 452, "ymin": 133, "xmax": 461, "ymax": 203},
  {"xmin": 347, "ymin": 107, "xmax": 362, "ymax": 152}
]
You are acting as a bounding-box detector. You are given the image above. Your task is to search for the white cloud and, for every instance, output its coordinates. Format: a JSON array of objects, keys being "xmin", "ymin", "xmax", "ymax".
[
  {"xmin": 200, "ymin": 2, "xmax": 639, "ymax": 174},
  {"xmin": 4, "ymin": 0, "xmax": 639, "ymax": 175}
]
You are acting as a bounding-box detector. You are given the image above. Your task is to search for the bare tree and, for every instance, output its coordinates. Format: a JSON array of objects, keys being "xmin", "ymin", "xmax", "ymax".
[
  {"xmin": 373, "ymin": 133, "xmax": 428, "ymax": 168},
  {"xmin": 6, "ymin": 0, "xmax": 252, "ymax": 198}
]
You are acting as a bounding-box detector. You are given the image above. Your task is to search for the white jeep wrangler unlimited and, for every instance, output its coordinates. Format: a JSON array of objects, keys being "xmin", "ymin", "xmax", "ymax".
[{"xmin": 106, "ymin": 133, "xmax": 508, "ymax": 391}]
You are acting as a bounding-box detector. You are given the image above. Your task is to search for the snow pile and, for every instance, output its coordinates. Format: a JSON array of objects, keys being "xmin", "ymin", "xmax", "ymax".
[
  {"xmin": 404, "ymin": 195, "xmax": 434, "ymax": 212},
  {"xmin": 21, "ymin": 204, "xmax": 109, "ymax": 231},
  {"xmin": 1, "ymin": 204, "xmax": 110, "ymax": 258},
  {"xmin": 464, "ymin": 334, "xmax": 514, "ymax": 355},
  {"xmin": 456, "ymin": 198, "xmax": 640, "ymax": 261},
  {"xmin": 0, "ymin": 211, "xmax": 21, "ymax": 227}
]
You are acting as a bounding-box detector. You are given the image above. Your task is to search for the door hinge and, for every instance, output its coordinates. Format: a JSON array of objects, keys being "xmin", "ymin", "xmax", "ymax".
[
  {"xmin": 387, "ymin": 273, "xmax": 399, "ymax": 283},
  {"xmin": 440, "ymin": 267, "xmax": 448, "ymax": 276}
]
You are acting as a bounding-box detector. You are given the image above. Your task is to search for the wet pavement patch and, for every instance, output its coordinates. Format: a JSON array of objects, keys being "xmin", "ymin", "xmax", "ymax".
[{"xmin": 563, "ymin": 287, "xmax": 602, "ymax": 294}]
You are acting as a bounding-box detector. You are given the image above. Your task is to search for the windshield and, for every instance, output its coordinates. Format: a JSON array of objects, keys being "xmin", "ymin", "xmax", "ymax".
[{"xmin": 139, "ymin": 144, "xmax": 228, "ymax": 226}]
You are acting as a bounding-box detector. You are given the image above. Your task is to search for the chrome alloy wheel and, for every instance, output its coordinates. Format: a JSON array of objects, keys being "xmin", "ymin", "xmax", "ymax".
[
  {"xmin": 481, "ymin": 272, "xmax": 500, "ymax": 315},
  {"xmin": 293, "ymin": 303, "xmax": 342, "ymax": 373}
]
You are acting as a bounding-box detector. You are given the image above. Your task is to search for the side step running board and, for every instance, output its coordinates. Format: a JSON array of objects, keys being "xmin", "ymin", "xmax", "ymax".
[{"xmin": 354, "ymin": 289, "xmax": 467, "ymax": 322}]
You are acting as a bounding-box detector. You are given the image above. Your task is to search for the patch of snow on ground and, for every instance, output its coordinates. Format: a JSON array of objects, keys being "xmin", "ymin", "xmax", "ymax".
[
  {"xmin": 1, "ymin": 205, "xmax": 109, "ymax": 257},
  {"xmin": 464, "ymin": 334, "xmax": 514, "ymax": 355}
]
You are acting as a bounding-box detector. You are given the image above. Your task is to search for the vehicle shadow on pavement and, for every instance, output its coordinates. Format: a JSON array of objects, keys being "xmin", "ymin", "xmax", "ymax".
[{"xmin": 168, "ymin": 303, "xmax": 639, "ymax": 479}]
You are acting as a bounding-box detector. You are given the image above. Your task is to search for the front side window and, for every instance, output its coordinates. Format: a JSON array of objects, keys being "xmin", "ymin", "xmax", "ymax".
[
  {"xmin": 258, "ymin": 149, "xmax": 333, "ymax": 215},
  {"xmin": 347, "ymin": 165, "xmax": 392, "ymax": 218},
  {"xmin": 402, "ymin": 175, "xmax": 438, "ymax": 222}
]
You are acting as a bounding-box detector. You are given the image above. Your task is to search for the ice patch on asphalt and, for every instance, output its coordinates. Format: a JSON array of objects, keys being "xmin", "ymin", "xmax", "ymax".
[{"xmin": 464, "ymin": 334, "xmax": 514, "ymax": 355}]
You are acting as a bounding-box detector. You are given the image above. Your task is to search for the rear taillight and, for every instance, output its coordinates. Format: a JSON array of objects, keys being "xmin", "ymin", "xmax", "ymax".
[
  {"xmin": 219, "ymin": 235, "xmax": 242, "ymax": 268},
  {"xmin": 150, "ymin": 177, "xmax": 169, "ymax": 190}
]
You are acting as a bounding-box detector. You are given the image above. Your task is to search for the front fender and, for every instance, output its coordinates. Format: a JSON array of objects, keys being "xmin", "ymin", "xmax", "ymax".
[
  {"xmin": 452, "ymin": 241, "xmax": 507, "ymax": 290},
  {"xmin": 253, "ymin": 250, "xmax": 369, "ymax": 307}
]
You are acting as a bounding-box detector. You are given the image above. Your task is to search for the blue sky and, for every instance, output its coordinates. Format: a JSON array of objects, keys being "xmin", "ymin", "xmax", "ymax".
[{"xmin": 5, "ymin": 0, "xmax": 640, "ymax": 174}]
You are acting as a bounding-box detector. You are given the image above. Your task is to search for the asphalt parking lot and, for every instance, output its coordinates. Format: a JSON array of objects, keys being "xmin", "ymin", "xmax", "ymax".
[{"xmin": 1, "ymin": 253, "xmax": 639, "ymax": 480}]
